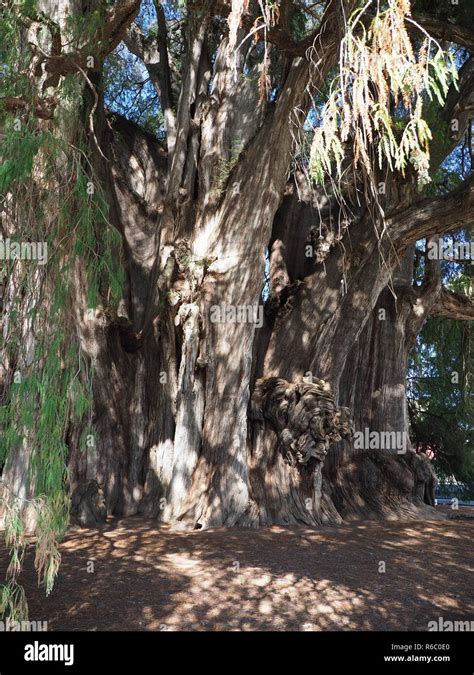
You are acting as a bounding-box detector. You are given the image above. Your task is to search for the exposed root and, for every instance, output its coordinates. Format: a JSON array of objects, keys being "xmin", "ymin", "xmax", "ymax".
[{"xmin": 329, "ymin": 448, "xmax": 441, "ymax": 522}]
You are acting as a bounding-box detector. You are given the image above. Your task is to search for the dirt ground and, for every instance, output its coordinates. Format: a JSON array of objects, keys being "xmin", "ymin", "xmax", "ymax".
[{"xmin": 1, "ymin": 511, "xmax": 473, "ymax": 631}]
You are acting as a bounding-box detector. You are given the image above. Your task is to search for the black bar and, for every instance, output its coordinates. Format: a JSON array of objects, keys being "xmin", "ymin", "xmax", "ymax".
[{"xmin": 0, "ymin": 631, "xmax": 472, "ymax": 673}]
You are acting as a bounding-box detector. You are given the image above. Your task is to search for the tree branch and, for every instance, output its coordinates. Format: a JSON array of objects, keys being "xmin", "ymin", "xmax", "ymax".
[
  {"xmin": 411, "ymin": 14, "xmax": 474, "ymax": 53},
  {"xmin": 0, "ymin": 96, "xmax": 55, "ymax": 120},
  {"xmin": 194, "ymin": 0, "xmax": 341, "ymax": 57},
  {"xmin": 100, "ymin": 0, "xmax": 143, "ymax": 54},
  {"xmin": 405, "ymin": 239, "xmax": 442, "ymax": 349},
  {"xmin": 389, "ymin": 175, "xmax": 474, "ymax": 243},
  {"xmin": 442, "ymin": 57, "xmax": 474, "ymax": 146},
  {"xmin": 123, "ymin": 23, "xmax": 160, "ymax": 67},
  {"xmin": 153, "ymin": 0, "xmax": 177, "ymax": 154},
  {"xmin": 430, "ymin": 288, "xmax": 474, "ymax": 321},
  {"xmin": 33, "ymin": 0, "xmax": 142, "ymax": 81},
  {"xmin": 167, "ymin": 17, "xmax": 209, "ymax": 200}
]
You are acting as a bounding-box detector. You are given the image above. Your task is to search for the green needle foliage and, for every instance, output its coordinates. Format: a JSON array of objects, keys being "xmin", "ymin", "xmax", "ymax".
[
  {"xmin": 409, "ymin": 315, "xmax": 473, "ymax": 489},
  {"xmin": 0, "ymin": 1, "xmax": 124, "ymax": 619}
]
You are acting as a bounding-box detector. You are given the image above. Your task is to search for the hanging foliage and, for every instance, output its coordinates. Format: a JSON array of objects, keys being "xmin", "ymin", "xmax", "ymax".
[
  {"xmin": 0, "ymin": 1, "xmax": 124, "ymax": 619},
  {"xmin": 309, "ymin": 0, "xmax": 458, "ymax": 189}
]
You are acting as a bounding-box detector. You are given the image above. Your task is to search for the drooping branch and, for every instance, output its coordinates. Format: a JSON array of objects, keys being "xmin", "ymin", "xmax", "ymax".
[{"xmin": 360, "ymin": 9, "xmax": 474, "ymax": 54}]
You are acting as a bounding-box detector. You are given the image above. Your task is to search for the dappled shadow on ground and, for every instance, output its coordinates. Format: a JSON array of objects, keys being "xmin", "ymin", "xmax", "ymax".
[{"xmin": 0, "ymin": 516, "xmax": 473, "ymax": 631}]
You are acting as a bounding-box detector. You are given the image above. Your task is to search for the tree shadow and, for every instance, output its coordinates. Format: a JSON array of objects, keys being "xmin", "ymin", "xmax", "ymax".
[{"xmin": 1, "ymin": 516, "xmax": 472, "ymax": 631}]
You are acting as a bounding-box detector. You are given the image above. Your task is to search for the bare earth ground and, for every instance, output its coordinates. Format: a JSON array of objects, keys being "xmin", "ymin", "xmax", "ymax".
[{"xmin": 1, "ymin": 510, "xmax": 473, "ymax": 631}]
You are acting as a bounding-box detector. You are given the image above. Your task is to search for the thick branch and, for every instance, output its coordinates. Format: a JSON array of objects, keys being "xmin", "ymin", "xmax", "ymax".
[
  {"xmin": 412, "ymin": 14, "xmax": 474, "ymax": 53},
  {"xmin": 123, "ymin": 22, "xmax": 168, "ymax": 129},
  {"xmin": 389, "ymin": 175, "xmax": 474, "ymax": 243},
  {"xmin": 124, "ymin": 3, "xmax": 178, "ymax": 155},
  {"xmin": 167, "ymin": 17, "xmax": 209, "ymax": 199},
  {"xmin": 32, "ymin": 0, "xmax": 141, "ymax": 80},
  {"xmin": 430, "ymin": 288, "xmax": 474, "ymax": 321},
  {"xmin": 100, "ymin": 0, "xmax": 143, "ymax": 54},
  {"xmin": 153, "ymin": 0, "xmax": 177, "ymax": 153},
  {"xmin": 123, "ymin": 23, "xmax": 161, "ymax": 69},
  {"xmin": 0, "ymin": 96, "xmax": 55, "ymax": 120},
  {"xmin": 405, "ymin": 240, "xmax": 442, "ymax": 349}
]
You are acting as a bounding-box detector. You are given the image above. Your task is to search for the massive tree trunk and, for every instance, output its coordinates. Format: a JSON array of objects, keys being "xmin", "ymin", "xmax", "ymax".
[
  {"xmin": 1, "ymin": 0, "xmax": 473, "ymax": 540},
  {"xmin": 331, "ymin": 248, "xmax": 440, "ymax": 520}
]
